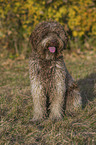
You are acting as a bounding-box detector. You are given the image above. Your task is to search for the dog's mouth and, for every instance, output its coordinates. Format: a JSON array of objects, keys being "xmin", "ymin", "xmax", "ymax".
[{"xmin": 48, "ymin": 47, "xmax": 56, "ymax": 53}]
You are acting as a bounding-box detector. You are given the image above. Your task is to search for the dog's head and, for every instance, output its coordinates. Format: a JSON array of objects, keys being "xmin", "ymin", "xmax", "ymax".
[{"xmin": 30, "ymin": 21, "xmax": 68, "ymax": 60}]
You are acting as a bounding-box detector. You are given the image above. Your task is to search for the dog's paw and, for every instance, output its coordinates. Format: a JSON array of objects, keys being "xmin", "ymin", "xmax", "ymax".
[
  {"xmin": 30, "ymin": 115, "xmax": 45, "ymax": 124},
  {"xmin": 49, "ymin": 112, "xmax": 63, "ymax": 121}
]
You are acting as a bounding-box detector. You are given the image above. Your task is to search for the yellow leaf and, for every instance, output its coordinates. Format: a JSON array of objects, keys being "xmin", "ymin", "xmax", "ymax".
[{"xmin": 73, "ymin": 31, "xmax": 78, "ymax": 37}]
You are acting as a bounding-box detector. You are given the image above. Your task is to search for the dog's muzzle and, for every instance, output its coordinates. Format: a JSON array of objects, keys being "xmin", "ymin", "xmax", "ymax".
[
  {"xmin": 42, "ymin": 35, "xmax": 64, "ymax": 54},
  {"xmin": 42, "ymin": 36, "xmax": 59, "ymax": 53}
]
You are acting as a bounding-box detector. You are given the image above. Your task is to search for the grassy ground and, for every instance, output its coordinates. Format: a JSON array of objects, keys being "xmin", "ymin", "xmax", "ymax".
[{"xmin": 0, "ymin": 50, "xmax": 96, "ymax": 145}]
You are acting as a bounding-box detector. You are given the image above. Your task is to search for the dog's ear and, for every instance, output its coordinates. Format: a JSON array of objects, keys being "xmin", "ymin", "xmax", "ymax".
[
  {"xmin": 29, "ymin": 31, "xmax": 35, "ymax": 50},
  {"xmin": 60, "ymin": 31, "xmax": 68, "ymax": 49}
]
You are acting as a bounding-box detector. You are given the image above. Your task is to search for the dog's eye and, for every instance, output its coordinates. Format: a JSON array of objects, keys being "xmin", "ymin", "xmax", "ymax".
[
  {"xmin": 46, "ymin": 43, "xmax": 49, "ymax": 46},
  {"xmin": 46, "ymin": 43, "xmax": 50, "ymax": 48}
]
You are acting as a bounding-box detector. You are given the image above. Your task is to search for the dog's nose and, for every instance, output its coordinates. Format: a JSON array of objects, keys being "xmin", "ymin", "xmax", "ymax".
[
  {"xmin": 50, "ymin": 39, "xmax": 57, "ymax": 44},
  {"xmin": 50, "ymin": 39, "xmax": 59, "ymax": 47}
]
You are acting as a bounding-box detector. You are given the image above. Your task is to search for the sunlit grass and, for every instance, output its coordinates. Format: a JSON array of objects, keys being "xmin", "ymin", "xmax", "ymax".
[{"xmin": 0, "ymin": 50, "xmax": 96, "ymax": 144}]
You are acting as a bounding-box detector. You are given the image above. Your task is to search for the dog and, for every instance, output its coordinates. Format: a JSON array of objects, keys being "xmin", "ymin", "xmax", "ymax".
[{"xmin": 29, "ymin": 21, "xmax": 82, "ymax": 122}]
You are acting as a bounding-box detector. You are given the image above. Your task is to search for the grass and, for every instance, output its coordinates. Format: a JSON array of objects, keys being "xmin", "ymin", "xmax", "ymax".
[{"xmin": 0, "ymin": 50, "xmax": 96, "ymax": 145}]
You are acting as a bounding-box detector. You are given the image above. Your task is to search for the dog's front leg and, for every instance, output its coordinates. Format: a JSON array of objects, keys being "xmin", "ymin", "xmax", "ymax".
[
  {"xmin": 49, "ymin": 67, "xmax": 66, "ymax": 120},
  {"xmin": 30, "ymin": 77, "xmax": 46, "ymax": 122}
]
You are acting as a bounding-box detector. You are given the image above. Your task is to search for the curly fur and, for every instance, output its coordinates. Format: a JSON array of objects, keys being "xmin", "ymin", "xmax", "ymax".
[{"xmin": 29, "ymin": 21, "xmax": 82, "ymax": 121}]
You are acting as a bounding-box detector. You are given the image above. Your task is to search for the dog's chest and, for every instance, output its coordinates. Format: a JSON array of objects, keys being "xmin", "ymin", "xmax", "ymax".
[
  {"xmin": 38, "ymin": 61, "xmax": 54, "ymax": 81},
  {"xmin": 29, "ymin": 57, "xmax": 66, "ymax": 85},
  {"xmin": 38, "ymin": 60, "xmax": 66, "ymax": 83}
]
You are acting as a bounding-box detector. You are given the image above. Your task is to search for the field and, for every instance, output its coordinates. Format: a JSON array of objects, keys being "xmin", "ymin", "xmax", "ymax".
[{"xmin": 0, "ymin": 50, "xmax": 96, "ymax": 145}]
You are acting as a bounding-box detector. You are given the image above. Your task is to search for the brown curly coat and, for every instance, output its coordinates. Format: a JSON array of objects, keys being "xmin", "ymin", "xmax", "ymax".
[{"xmin": 29, "ymin": 21, "xmax": 82, "ymax": 121}]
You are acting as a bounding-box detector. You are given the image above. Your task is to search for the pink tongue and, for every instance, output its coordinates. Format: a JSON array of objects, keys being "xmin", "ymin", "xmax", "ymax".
[{"xmin": 48, "ymin": 47, "xmax": 56, "ymax": 53}]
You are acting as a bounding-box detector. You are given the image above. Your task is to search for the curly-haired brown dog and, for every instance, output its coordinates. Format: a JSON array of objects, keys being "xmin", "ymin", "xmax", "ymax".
[{"xmin": 29, "ymin": 21, "xmax": 82, "ymax": 122}]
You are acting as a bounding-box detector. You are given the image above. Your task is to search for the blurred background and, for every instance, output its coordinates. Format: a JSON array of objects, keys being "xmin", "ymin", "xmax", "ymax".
[{"xmin": 0, "ymin": 0, "xmax": 96, "ymax": 58}]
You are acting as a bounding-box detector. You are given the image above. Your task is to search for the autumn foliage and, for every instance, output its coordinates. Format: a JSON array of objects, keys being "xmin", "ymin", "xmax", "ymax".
[{"xmin": 0, "ymin": 0, "xmax": 96, "ymax": 54}]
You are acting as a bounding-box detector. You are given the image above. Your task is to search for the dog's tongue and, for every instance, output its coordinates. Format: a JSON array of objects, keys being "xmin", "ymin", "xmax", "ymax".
[{"xmin": 48, "ymin": 47, "xmax": 56, "ymax": 53}]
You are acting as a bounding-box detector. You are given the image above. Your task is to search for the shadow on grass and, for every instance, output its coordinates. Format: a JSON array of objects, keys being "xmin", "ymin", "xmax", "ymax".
[{"xmin": 78, "ymin": 73, "xmax": 96, "ymax": 108}]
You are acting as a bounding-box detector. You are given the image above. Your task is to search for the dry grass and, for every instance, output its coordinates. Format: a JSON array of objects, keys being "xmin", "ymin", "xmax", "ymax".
[{"xmin": 0, "ymin": 50, "xmax": 96, "ymax": 145}]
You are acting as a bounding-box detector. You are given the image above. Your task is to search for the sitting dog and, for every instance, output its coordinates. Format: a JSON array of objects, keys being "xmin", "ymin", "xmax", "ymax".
[{"xmin": 29, "ymin": 21, "xmax": 82, "ymax": 122}]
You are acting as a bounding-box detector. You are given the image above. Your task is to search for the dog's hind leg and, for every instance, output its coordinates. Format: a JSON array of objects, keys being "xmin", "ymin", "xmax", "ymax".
[{"xmin": 65, "ymin": 73, "xmax": 82, "ymax": 115}]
